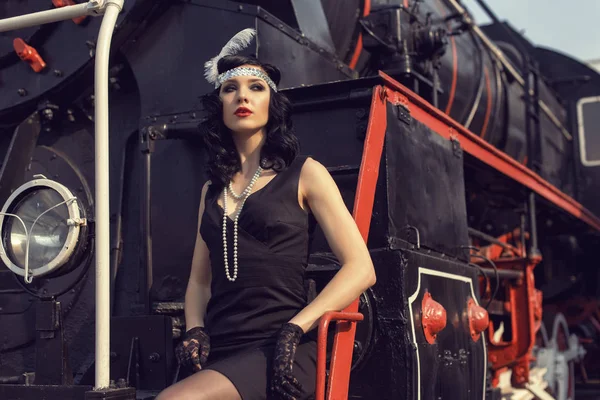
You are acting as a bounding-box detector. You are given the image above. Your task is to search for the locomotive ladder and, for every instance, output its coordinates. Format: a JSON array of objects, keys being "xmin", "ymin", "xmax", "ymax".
[{"xmin": 525, "ymin": 59, "xmax": 542, "ymax": 259}]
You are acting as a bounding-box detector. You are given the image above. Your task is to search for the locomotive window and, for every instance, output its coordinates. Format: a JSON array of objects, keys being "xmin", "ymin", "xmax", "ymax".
[{"xmin": 577, "ymin": 96, "xmax": 600, "ymax": 166}]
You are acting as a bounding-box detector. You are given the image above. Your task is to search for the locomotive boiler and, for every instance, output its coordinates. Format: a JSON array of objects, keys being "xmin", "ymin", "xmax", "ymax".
[{"xmin": 0, "ymin": 1, "xmax": 599, "ymax": 399}]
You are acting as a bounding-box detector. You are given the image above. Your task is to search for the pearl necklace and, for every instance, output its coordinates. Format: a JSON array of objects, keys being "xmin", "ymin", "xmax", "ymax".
[{"xmin": 222, "ymin": 166, "xmax": 263, "ymax": 281}]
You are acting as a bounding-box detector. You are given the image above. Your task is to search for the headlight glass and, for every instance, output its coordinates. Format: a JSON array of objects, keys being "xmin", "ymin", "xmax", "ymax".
[
  {"xmin": 0, "ymin": 177, "xmax": 85, "ymax": 280},
  {"xmin": 3, "ymin": 188, "xmax": 70, "ymax": 272}
]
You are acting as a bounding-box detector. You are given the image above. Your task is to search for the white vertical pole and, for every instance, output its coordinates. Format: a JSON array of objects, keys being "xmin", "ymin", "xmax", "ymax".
[{"xmin": 94, "ymin": 0, "xmax": 123, "ymax": 390}]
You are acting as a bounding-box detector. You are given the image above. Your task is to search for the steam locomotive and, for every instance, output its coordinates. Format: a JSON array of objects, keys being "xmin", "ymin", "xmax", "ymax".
[{"xmin": 0, "ymin": 0, "xmax": 599, "ymax": 399}]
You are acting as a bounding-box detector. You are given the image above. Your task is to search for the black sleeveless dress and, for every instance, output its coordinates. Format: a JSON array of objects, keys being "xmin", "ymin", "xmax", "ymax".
[{"xmin": 200, "ymin": 156, "xmax": 317, "ymax": 399}]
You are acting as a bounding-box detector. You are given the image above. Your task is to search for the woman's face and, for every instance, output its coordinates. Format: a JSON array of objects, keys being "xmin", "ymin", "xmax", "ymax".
[{"xmin": 219, "ymin": 65, "xmax": 271, "ymax": 136}]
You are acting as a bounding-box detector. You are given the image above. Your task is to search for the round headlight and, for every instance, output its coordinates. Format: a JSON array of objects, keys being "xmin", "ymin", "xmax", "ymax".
[{"xmin": 0, "ymin": 176, "xmax": 86, "ymax": 281}]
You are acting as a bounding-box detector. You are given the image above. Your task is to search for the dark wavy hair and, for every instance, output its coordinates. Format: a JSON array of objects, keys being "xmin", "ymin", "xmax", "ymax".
[{"xmin": 199, "ymin": 55, "xmax": 299, "ymax": 188}]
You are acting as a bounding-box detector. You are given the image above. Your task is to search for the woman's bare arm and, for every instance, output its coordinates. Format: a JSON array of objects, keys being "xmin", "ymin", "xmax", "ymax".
[
  {"xmin": 288, "ymin": 158, "xmax": 376, "ymax": 333},
  {"xmin": 184, "ymin": 181, "xmax": 213, "ymax": 330}
]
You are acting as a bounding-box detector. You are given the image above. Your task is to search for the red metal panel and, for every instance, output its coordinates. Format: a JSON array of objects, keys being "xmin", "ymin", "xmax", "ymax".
[
  {"xmin": 378, "ymin": 71, "xmax": 600, "ymax": 232},
  {"xmin": 351, "ymin": 85, "xmax": 387, "ymax": 242}
]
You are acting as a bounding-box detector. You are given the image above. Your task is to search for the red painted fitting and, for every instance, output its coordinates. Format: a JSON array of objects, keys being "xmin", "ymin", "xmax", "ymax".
[
  {"xmin": 468, "ymin": 298, "xmax": 489, "ymax": 341},
  {"xmin": 422, "ymin": 291, "xmax": 447, "ymax": 344},
  {"xmin": 13, "ymin": 38, "xmax": 46, "ymax": 73},
  {"xmin": 52, "ymin": 0, "xmax": 87, "ymax": 24},
  {"xmin": 533, "ymin": 289, "xmax": 543, "ymax": 321}
]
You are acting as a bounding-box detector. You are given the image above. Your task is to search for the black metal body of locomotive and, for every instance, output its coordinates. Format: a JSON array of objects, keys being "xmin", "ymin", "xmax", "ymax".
[{"xmin": 0, "ymin": 1, "xmax": 598, "ymax": 399}]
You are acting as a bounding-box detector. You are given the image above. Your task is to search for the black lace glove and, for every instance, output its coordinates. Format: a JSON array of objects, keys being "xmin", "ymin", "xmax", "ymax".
[
  {"xmin": 271, "ymin": 322, "xmax": 305, "ymax": 400},
  {"xmin": 175, "ymin": 326, "xmax": 210, "ymax": 372}
]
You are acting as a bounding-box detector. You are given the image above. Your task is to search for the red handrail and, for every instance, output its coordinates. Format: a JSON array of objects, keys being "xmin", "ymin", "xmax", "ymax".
[{"xmin": 316, "ymin": 312, "xmax": 364, "ymax": 400}]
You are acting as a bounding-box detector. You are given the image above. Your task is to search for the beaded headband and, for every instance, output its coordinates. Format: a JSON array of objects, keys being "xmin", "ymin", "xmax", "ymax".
[
  {"xmin": 204, "ymin": 28, "xmax": 278, "ymax": 92},
  {"xmin": 216, "ymin": 67, "xmax": 278, "ymax": 92}
]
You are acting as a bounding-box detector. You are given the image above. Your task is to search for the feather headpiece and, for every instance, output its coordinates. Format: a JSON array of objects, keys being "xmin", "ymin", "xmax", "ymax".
[
  {"xmin": 204, "ymin": 28, "xmax": 257, "ymax": 86},
  {"xmin": 203, "ymin": 28, "xmax": 278, "ymax": 92}
]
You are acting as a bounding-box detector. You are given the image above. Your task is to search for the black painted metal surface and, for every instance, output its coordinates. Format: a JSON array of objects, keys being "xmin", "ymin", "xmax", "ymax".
[
  {"xmin": 479, "ymin": 21, "xmax": 574, "ymax": 196},
  {"xmin": 122, "ymin": 1, "xmax": 353, "ymax": 119},
  {"xmin": 0, "ymin": 384, "xmax": 92, "ymax": 400},
  {"xmin": 405, "ymin": 251, "xmax": 486, "ymax": 400},
  {"xmin": 533, "ymin": 45, "xmax": 600, "ymax": 220},
  {"xmin": 385, "ymin": 102, "xmax": 470, "ymax": 261},
  {"xmin": 0, "ymin": 113, "xmax": 41, "ymax": 206},
  {"xmin": 346, "ymin": 250, "xmax": 414, "ymax": 399}
]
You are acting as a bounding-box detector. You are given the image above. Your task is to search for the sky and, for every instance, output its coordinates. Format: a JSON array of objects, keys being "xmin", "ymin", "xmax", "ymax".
[{"xmin": 461, "ymin": 0, "xmax": 600, "ymax": 63}]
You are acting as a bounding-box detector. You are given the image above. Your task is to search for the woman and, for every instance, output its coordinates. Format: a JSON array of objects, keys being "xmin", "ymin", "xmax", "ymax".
[{"xmin": 156, "ymin": 29, "xmax": 376, "ymax": 400}]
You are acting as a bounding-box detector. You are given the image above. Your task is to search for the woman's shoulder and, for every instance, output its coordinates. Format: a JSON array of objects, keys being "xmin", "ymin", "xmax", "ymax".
[
  {"xmin": 199, "ymin": 180, "xmax": 213, "ymax": 210},
  {"xmin": 299, "ymin": 157, "xmax": 328, "ymax": 179},
  {"xmin": 197, "ymin": 180, "xmax": 214, "ymax": 229},
  {"xmin": 290, "ymin": 155, "xmax": 322, "ymax": 173},
  {"xmin": 298, "ymin": 157, "xmax": 337, "ymax": 195},
  {"xmin": 202, "ymin": 180, "xmax": 212, "ymax": 196}
]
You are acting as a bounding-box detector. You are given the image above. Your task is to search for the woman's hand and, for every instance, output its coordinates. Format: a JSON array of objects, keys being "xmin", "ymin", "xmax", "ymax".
[
  {"xmin": 175, "ymin": 326, "xmax": 211, "ymax": 372},
  {"xmin": 270, "ymin": 322, "xmax": 305, "ymax": 399},
  {"xmin": 179, "ymin": 181, "xmax": 213, "ymax": 372}
]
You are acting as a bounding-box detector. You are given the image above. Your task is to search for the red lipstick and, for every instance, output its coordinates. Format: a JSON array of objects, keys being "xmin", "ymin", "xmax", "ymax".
[{"xmin": 235, "ymin": 107, "xmax": 252, "ymax": 117}]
